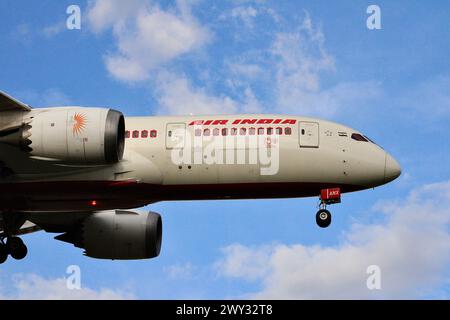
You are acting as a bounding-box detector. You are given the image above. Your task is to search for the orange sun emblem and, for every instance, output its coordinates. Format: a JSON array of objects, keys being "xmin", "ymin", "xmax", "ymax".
[{"xmin": 73, "ymin": 113, "xmax": 87, "ymax": 136}]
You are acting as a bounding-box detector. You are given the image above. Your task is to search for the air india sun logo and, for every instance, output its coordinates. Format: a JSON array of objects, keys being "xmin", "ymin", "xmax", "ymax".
[{"xmin": 72, "ymin": 113, "xmax": 87, "ymax": 136}]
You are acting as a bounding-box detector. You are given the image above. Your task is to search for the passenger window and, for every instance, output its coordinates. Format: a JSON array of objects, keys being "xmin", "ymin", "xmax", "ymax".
[
  {"xmin": 240, "ymin": 128, "xmax": 246, "ymax": 135},
  {"xmin": 204, "ymin": 128, "xmax": 210, "ymax": 136},
  {"xmin": 125, "ymin": 131, "xmax": 130, "ymax": 138},
  {"xmin": 221, "ymin": 128, "xmax": 228, "ymax": 136},
  {"xmin": 132, "ymin": 130, "xmax": 139, "ymax": 138},
  {"xmin": 195, "ymin": 129, "xmax": 202, "ymax": 137},
  {"xmin": 276, "ymin": 127, "xmax": 283, "ymax": 135},
  {"xmin": 285, "ymin": 127, "xmax": 292, "ymax": 135},
  {"xmin": 141, "ymin": 130, "xmax": 148, "ymax": 138},
  {"xmin": 231, "ymin": 128, "xmax": 237, "ymax": 136},
  {"xmin": 267, "ymin": 127, "xmax": 273, "ymax": 135},
  {"xmin": 351, "ymin": 133, "xmax": 368, "ymax": 142},
  {"xmin": 150, "ymin": 130, "xmax": 157, "ymax": 138},
  {"xmin": 213, "ymin": 128, "xmax": 220, "ymax": 136},
  {"xmin": 249, "ymin": 127, "xmax": 256, "ymax": 135},
  {"xmin": 258, "ymin": 128, "xmax": 265, "ymax": 135}
]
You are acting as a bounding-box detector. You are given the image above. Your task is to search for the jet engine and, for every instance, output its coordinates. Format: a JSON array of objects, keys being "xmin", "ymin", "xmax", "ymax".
[
  {"xmin": 55, "ymin": 210, "xmax": 162, "ymax": 260},
  {"xmin": 23, "ymin": 107, "xmax": 125, "ymax": 164}
]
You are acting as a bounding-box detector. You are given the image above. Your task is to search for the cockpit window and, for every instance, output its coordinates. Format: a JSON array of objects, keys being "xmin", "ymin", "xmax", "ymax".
[{"xmin": 351, "ymin": 133, "xmax": 368, "ymax": 142}]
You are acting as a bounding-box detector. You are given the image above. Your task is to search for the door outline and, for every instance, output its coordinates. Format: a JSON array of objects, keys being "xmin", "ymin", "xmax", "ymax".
[
  {"xmin": 299, "ymin": 121, "xmax": 319, "ymax": 148},
  {"xmin": 165, "ymin": 123, "xmax": 186, "ymax": 149}
]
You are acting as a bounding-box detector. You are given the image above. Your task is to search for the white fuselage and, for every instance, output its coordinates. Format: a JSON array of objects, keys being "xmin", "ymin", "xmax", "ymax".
[
  {"xmin": 0, "ymin": 114, "xmax": 401, "ymax": 212},
  {"xmin": 122, "ymin": 114, "xmax": 399, "ymax": 189}
]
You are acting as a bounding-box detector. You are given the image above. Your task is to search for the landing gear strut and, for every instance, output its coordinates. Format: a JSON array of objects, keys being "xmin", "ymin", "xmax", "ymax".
[
  {"xmin": 0, "ymin": 240, "xmax": 7, "ymax": 264},
  {"xmin": 316, "ymin": 188, "xmax": 341, "ymax": 228}
]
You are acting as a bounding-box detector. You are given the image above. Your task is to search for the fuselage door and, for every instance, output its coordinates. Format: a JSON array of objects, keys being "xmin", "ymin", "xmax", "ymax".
[
  {"xmin": 166, "ymin": 123, "xmax": 186, "ymax": 149},
  {"xmin": 299, "ymin": 121, "xmax": 319, "ymax": 148}
]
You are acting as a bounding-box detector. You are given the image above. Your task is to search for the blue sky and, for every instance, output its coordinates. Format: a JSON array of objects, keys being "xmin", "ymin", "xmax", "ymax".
[{"xmin": 0, "ymin": 0, "xmax": 449, "ymax": 299}]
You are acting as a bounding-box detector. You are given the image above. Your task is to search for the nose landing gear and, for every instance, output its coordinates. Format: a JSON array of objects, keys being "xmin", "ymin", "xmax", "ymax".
[
  {"xmin": 316, "ymin": 208, "xmax": 332, "ymax": 228},
  {"xmin": 316, "ymin": 188, "xmax": 341, "ymax": 228}
]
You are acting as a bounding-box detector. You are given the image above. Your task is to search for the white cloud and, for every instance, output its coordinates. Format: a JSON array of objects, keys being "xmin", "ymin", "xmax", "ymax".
[
  {"xmin": 15, "ymin": 88, "xmax": 72, "ymax": 107},
  {"xmin": 267, "ymin": 14, "xmax": 384, "ymax": 117},
  {"xmin": 87, "ymin": 0, "xmax": 144, "ymax": 33},
  {"xmin": 154, "ymin": 72, "xmax": 263, "ymax": 115},
  {"xmin": 40, "ymin": 88, "xmax": 73, "ymax": 106},
  {"xmin": 221, "ymin": 12, "xmax": 382, "ymax": 117},
  {"xmin": 165, "ymin": 263, "xmax": 196, "ymax": 280},
  {"xmin": 219, "ymin": 3, "xmax": 280, "ymax": 29},
  {"xmin": 87, "ymin": 0, "xmax": 210, "ymax": 82},
  {"xmin": 276, "ymin": 80, "xmax": 382, "ymax": 117},
  {"xmin": 86, "ymin": 4, "xmax": 381, "ymax": 118},
  {"xmin": 216, "ymin": 181, "xmax": 450, "ymax": 299},
  {"xmin": 12, "ymin": 24, "xmax": 32, "ymax": 45},
  {"xmin": 42, "ymin": 22, "xmax": 66, "ymax": 38},
  {"xmin": 241, "ymin": 87, "xmax": 263, "ymax": 113},
  {"xmin": 271, "ymin": 14, "xmax": 334, "ymax": 90},
  {"xmin": 398, "ymin": 75, "xmax": 450, "ymax": 120},
  {"xmin": 230, "ymin": 6, "xmax": 258, "ymax": 28},
  {"xmin": 227, "ymin": 61, "xmax": 264, "ymax": 80},
  {"xmin": 0, "ymin": 273, "xmax": 133, "ymax": 300},
  {"xmin": 224, "ymin": 60, "xmax": 266, "ymax": 101},
  {"xmin": 155, "ymin": 72, "xmax": 238, "ymax": 115},
  {"xmin": 216, "ymin": 244, "xmax": 274, "ymax": 281}
]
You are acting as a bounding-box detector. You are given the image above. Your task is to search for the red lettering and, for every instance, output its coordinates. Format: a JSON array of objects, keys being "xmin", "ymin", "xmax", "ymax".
[
  {"xmin": 241, "ymin": 119, "xmax": 257, "ymax": 124},
  {"xmin": 257, "ymin": 119, "xmax": 274, "ymax": 124},
  {"xmin": 189, "ymin": 120, "xmax": 204, "ymax": 126},
  {"xmin": 212, "ymin": 120, "xmax": 228, "ymax": 125},
  {"xmin": 190, "ymin": 118, "xmax": 296, "ymax": 126}
]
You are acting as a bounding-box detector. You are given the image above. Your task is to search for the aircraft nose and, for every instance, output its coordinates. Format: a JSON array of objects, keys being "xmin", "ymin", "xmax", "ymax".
[{"xmin": 384, "ymin": 152, "xmax": 401, "ymax": 183}]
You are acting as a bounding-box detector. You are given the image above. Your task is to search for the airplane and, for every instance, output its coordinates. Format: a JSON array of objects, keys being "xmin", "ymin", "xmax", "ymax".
[{"xmin": 0, "ymin": 90, "xmax": 401, "ymax": 263}]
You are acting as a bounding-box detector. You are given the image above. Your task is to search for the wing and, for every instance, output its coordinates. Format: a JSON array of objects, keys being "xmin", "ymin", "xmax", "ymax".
[
  {"xmin": 0, "ymin": 91, "xmax": 31, "ymax": 112},
  {"xmin": 0, "ymin": 219, "xmax": 41, "ymax": 237},
  {"xmin": 0, "ymin": 91, "xmax": 32, "ymax": 135},
  {"xmin": 0, "ymin": 212, "xmax": 91, "ymax": 237}
]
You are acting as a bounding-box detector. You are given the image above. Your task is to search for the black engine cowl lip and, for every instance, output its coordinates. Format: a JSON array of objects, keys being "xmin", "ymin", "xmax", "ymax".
[
  {"xmin": 145, "ymin": 212, "xmax": 163, "ymax": 258},
  {"xmin": 104, "ymin": 109, "xmax": 125, "ymax": 163}
]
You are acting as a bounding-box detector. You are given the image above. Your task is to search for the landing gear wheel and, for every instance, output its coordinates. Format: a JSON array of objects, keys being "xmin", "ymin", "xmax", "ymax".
[
  {"xmin": 0, "ymin": 243, "xmax": 7, "ymax": 264},
  {"xmin": 7, "ymin": 237, "xmax": 28, "ymax": 260},
  {"xmin": 316, "ymin": 209, "xmax": 332, "ymax": 228}
]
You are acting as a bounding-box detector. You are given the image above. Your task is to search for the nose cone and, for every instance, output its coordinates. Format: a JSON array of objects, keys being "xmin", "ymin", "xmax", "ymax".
[{"xmin": 384, "ymin": 153, "xmax": 401, "ymax": 183}]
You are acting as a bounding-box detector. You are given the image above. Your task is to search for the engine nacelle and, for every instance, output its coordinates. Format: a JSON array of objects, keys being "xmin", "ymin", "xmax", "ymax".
[
  {"xmin": 56, "ymin": 210, "xmax": 162, "ymax": 260},
  {"xmin": 26, "ymin": 107, "xmax": 125, "ymax": 164}
]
